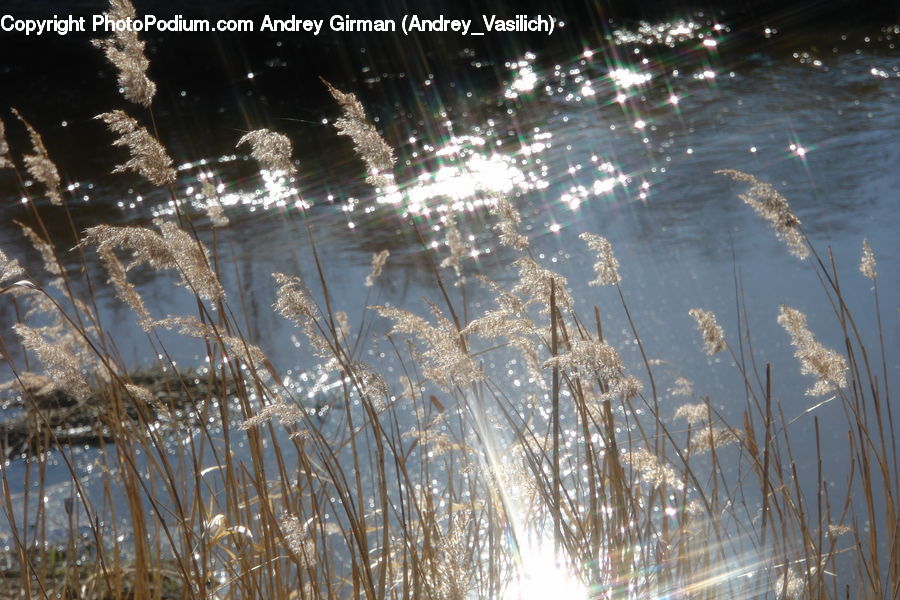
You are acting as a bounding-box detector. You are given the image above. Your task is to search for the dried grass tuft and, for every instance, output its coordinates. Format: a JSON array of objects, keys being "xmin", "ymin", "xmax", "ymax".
[
  {"xmin": 92, "ymin": 0, "xmax": 156, "ymax": 107},
  {"xmin": 323, "ymin": 80, "xmax": 395, "ymax": 187},
  {"xmin": 777, "ymin": 305, "xmax": 847, "ymax": 396},
  {"xmin": 689, "ymin": 308, "xmax": 726, "ymax": 355},
  {"xmin": 237, "ymin": 129, "xmax": 296, "ymax": 176},
  {"xmin": 717, "ymin": 169, "xmax": 808, "ymax": 259},
  {"xmin": 580, "ymin": 233, "xmax": 621, "ymax": 285},
  {"xmin": 859, "ymin": 238, "xmax": 876, "ymax": 281},
  {"xmin": 365, "ymin": 249, "xmax": 390, "ymax": 287},
  {"xmin": 95, "ymin": 111, "xmax": 176, "ymax": 185},
  {"xmin": 0, "ymin": 117, "xmax": 12, "ymax": 169},
  {"xmin": 12, "ymin": 109, "xmax": 63, "ymax": 205}
]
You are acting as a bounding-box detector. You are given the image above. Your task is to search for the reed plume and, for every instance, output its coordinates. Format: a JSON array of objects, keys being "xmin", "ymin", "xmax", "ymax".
[
  {"xmin": 237, "ymin": 129, "xmax": 296, "ymax": 176},
  {"xmin": 82, "ymin": 222, "xmax": 223, "ymax": 302},
  {"xmin": 13, "ymin": 324, "xmax": 91, "ymax": 402},
  {"xmin": 0, "ymin": 248, "xmax": 24, "ymax": 284},
  {"xmin": 439, "ymin": 218, "xmax": 466, "ymax": 281},
  {"xmin": 490, "ymin": 195, "xmax": 529, "ymax": 251},
  {"xmin": 624, "ymin": 447, "xmax": 684, "ymax": 489},
  {"xmin": 580, "ymin": 233, "xmax": 621, "ymax": 285},
  {"xmin": 689, "ymin": 308, "xmax": 726, "ymax": 355},
  {"xmin": 777, "ymin": 305, "xmax": 847, "ymax": 396},
  {"xmin": 717, "ymin": 169, "xmax": 808, "ymax": 259},
  {"xmin": 323, "ymin": 80, "xmax": 395, "ymax": 187},
  {"xmin": 859, "ymin": 238, "xmax": 876, "ymax": 281},
  {"xmin": 2, "ymin": 24, "xmax": 894, "ymax": 599},
  {"xmin": 674, "ymin": 402, "xmax": 709, "ymax": 425},
  {"xmin": 95, "ymin": 111, "xmax": 176, "ymax": 185},
  {"xmin": 280, "ymin": 515, "xmax": 317, "ymax": 565},
  {"xmin": 240, "ymin": 395, "xmax": 305, "ymax": 431},
  {"xmin": 17, "ymin": 222, "xmax": 61, "ymax": 276},
  {"xmin": 272, "ymin": 272, "xmax": 330, "ymax": 357},
  {"xmin": 373, "ymin": 305, "xmax": 483, "ymax": 388},
  {"xmin": 0, "ymin": 117, "xmax": 12, "ymax": 169},
  {"xmin": 92, "ymin": 0, "xmax": 156, "ymax": 107},
  {"xmin": 96, "ymin": 245, "xmax": 152, "ymax": 329},
  {"xmin": 511, "ymin": 257, "xmax": 573, "ymax": 314},
  {"xmin": 543, "ymin": 339, "xmax": 622, "ymax": 379},
  {"xmin": 669, "ymin": 376, "xmax": 693, "ymax": 397},
  {"xmin": 123, "ymin": 383, "xmax": 155, "ymax": 405},
  {"xmin": 365, "ymin": 249, "xmax": 390, "ymax": 287},
  {"xmin": 12, "ymin": 109, "xmax": 63, "ymax": 205},
  {"xmin": 206, "ymin": 202, "xmax": 229, "ymax": 228}
]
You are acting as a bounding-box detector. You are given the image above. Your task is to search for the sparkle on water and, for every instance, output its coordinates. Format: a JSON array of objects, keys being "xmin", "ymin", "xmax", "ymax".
[{"xmin": 49, "ymin": 12, "xmax": 866, "ymax": 248}]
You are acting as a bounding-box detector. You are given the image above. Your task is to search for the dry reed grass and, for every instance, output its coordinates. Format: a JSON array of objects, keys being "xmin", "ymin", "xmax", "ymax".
[{"xmin": 0, "ymin": 4, "xmax": 895, "ymax": 599}]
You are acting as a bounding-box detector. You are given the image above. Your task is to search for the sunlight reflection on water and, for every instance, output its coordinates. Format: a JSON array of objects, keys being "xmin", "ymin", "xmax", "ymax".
[{"xmin": 1, "ymin": 20, "xmax": 897, "ymax": 584}]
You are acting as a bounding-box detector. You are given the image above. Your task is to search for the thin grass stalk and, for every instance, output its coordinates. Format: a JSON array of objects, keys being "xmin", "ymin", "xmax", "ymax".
[{"xmin": 550, "ymin": 280, "xmax": 561, "ymax": 554}]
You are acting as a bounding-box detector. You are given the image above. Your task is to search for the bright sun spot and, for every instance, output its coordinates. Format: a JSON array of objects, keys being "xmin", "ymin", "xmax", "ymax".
[
  {"xmin": 502, "ymin": 540, "xmax": 588, "ymax": 600},
  {"xmin": 789, "ymin": 143, "xmax": 807, "ymax": 157}
]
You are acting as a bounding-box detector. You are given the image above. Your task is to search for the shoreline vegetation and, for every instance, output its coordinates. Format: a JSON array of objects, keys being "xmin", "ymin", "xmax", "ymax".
[{"xmin": 0, "ymin": 1, "xmax": 896, "ymax": 598}]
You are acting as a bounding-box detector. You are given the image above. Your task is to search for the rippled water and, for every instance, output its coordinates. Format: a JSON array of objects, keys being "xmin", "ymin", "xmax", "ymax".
[{"xmin": 0, "ymin": 14, "xmax": 897, "ymax": 556}]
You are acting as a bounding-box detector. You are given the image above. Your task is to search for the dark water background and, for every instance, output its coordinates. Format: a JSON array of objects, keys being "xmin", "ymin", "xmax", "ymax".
[{"xmin": 0, "ymin": 0, "xmax": 897, "ymax": 570}]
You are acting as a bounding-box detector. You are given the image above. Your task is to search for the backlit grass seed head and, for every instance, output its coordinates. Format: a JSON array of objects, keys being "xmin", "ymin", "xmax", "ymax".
[
  {"xmin": 0, "ymin": 117, "xmax": 12, "ymax": 169},
  {"xmin": 323, "ymin": 80, "xmax": 395, "ymax": 187},
  {"xmin": 544, "ymin": 339, "xmax": 623, "ymax": 379},
  {"xmin": 92, "ymin": 0, "xmax": 156, "ymax": 107},
  {"xmin": 14, "ymin": 324, "xmax": 91, "ymax": 402},
  {"xmin": 624, "ymin": 447, "xmax": 684, "ymax": 489},
  {"xmin": 0, "ymin": 248, "xmax": 24, "ymax": 284},
  {"xmin": 373, "ymin": 305, "xmax": 483, "ymax": 388},
  {"xmin": 365, "ymin": 249, "xmax": 390, "ymax": 287},
  {"xmin": 827, "ymin": 524, "xmax": 852, "ymax": 537},
  {"xmin": 775, "ymin": 567, "xmax": 805, "ymax": 599},
  {"xmin": 157, "ymin": 221, "xmax": 224, "ymax": 301},
  {"xmin": 12, "ymin": 109, "xmax": 63, "ymax": 205},
  {"xmin": 580, "ymin": 233, "xmax": 621, "ymax": 285},
  {"xmin": 690, "ymin": 426, "xmax": 738, "ymax": 454},
  {"xmin": 463, "ymin": 294, "xmax": 545, "ymax": 388},
  {"xmin": 612, "ymin": 374, "xmax": 643, "ymax": 400},
  {"xmin": 205, "ymin": 202, "xmax": 229, "ymax": 228},
  {"xmin": 237, "ymin": 129, "xmax": 296, "ymax": 176},
  {"xmin": 240, "ymin": 397, "xmax": 305, "ymax": 431},
  {"xmin": 859, "ymin": 238, "xmax": 876, "ymax": 281},
  {"xmin": 153, "ymin": 316, "xmax": 270, "ymax": 378},
  {"xmin": 402, "ymin": 427, "xmax": 458, "ymax": 457},
  {"xmin": 511, "ymin": 258, "xmax": 573, "ymax": 315},
  {"xmin": 439, "ymin": 217, "xmax": 466, "ymax": 281},
  {"xmin": 352, "ymin": 362, "xmax": 391, "ymax": 410},
  {"xmin": 273, "ymin": 273, "xmax": 318, "ymax": 324},
  {"xmin": 669, "ymin": 376, "xmax": 693, "ymax": 397},
  {"xmin": 335, "ymin": 310, "xmax": 350, "ymax": 340},
  {"xmin": 83, "ymin": 222, "xmax": 224, "ymax": 302},
  {"xmin": 124, "ymin": 383, "xmax": 155, "ymax": 405},
  {"xmin": 674, "ymin": 402, "xmax": 709, "ymax": 425},
  {"xmin": 463, "ymin": 310, "xmax": 536, "ymax": 341},
  {"xmin": 689, "ymin": 308, "xmax": 725, "ymax": 355},
  {"xmin": 777, "ymin": 305, "xmax": 847, "ymax": 396},
  {"xmin": 717, "ymin": 169, "xmax": 808, "ymax": 259},
  {"xmin": 280, "ymin": 515, "xmax": 317, "ymax": 565},
  {"xmin": 96, "ymin": 111, "xmax": 176, "ymax": 185},
  {"xmin": 18, "ymin": 222, "xmax": 61, "ymax": 276},
  {"xmin": 97, "ymin": 245, "xmax": 152, "ymax": 329},
  {"xmin": 272, "ymin": 273, "xmax": 331, "ymax": 356},
  {"xmin": 434, "ymin": 515, "xmax": 476, "ymax": 600},
  {"xmin": 490, "ymin": 196, "xmax": 529, "ymax": 251}
]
